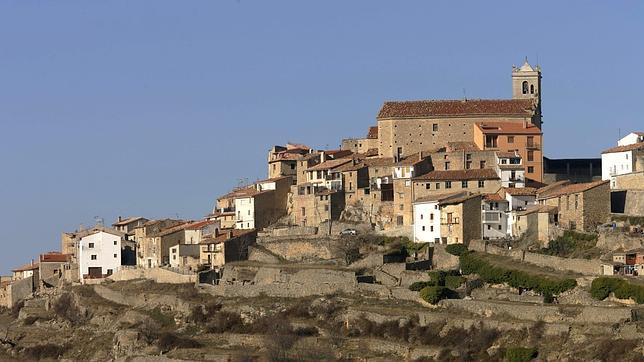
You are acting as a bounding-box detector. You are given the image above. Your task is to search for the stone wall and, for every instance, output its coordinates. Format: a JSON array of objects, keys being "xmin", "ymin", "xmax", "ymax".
[
  {"xmin": 439, "ymin": 299, "xmax": 633, "ymax": 324},
  {"xmin": 614, "ymin": 172, "xmax": 644, "ymax": 191},
  {"xmin": 107, "ymin": 267, "xmax": 197, "ymax": 284},
  {"xmin": 257, "ymin": 237, "xmax": 336, "ymax": 262},
  {"xmin": 469, "ymin": 240, "xmax": 602, "ymax": 275},
  {"xmin": 624, "ymin": 190, "xmax": 644, "ymax": 216}
]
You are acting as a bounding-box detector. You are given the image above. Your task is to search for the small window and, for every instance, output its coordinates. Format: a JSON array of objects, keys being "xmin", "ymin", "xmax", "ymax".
[
  {"xmin": 522, "ymin": 81, "xmax": 528, "ymax": 94},
  {"xmin": 530, "ymin": 84, "xmax": 534, "ymax": 94},
  {"xmin": 461, "ymin": 181, "xmax": 468, "ymax": 188},
  {"xmin": 445, "ymin": 181, "xmax": 452, "ymax": 189},
  {"xmin": 436, "ymin": 183, "xmax": 441, "ymax": 190},
  {"xmin": 478, "ymin": 180, "xmax": 485, "ymax": 188},
  {"xmin": 399, "ymin": 204, "xmax": 404, "ymax": 211},
  {"xmin": 487, "ymin": 225, "xmax": 491, "ymax": 230},
  {"xmin": 498, "ymin": 225, "xmax": 502, "ymax": 230},
  {"xmin": 88, "ymin": 243, "xmax": 95, "ymax": 249},
  {"xmin": 430, "ymin": 213, "xmax": 434, "ymax": 220},
  {"xmin": 444, "ymin": 162, "xmax": 450, "ymax": 170},
  {"xmin": 420, "ymin": 214, "xmax": 424, "ymax": 220},
  {"xmin": 114, "ymin": 240, "xmax": 117, "ymax": 246},
  {"xmin": 432, "ymin": 123, "xmax": 438, "ymax": 132},
  {"xmin": 426, "ymin": 183, "xmax": 430, "ymax": 190},
  {"xmin": 422, "ymin": 226, "xmax": 425, "ymax": 231},
  {"xmin": 527, "ymin": 150, "xmax": 534, "ymax": 162},
  {"xmin": 508, "ymin": 136, "xmax": 514, "ymax": 143},
  {"xmin": 480, "ymin": 160, "xmax": 486, "ymax": 169},
  {"xmin": 430, "ymin": 226, "xmax": 434, "ymax": 232},
  {"xmin": 528, "ymin": 166, "xmax": 534, "ymax": 173},
  {"xmin": 91, "ymin": 255, "xmax": 97, "ymax": 260}
]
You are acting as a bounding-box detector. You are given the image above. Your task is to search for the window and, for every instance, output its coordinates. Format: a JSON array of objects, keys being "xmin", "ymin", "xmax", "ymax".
[
  {"xmin": 478, "ymin": 180, "xmax": 485, "ymax": 188},
  {"xmin": 444, "ymin": 162, "xmax": 450, "ymax": 170},
  {"xmin": 508, "ymin": 136, "xmax": 514, "ymax": 143},
  {"xmin": 498, "ymin": 225, "xmax": 502, "ymax": 230},
  {"xmin": 575, "ymin": 194, "xmax": 578, "ymax": 209},
  {"xmin": 114, "ymin": 240, "xmax": 117, "ymax": 245},
  {"xmin": 420, "ymin": 214, "xmax": 424, "ymax": 220},
  {"xmin": 480, "ymin": 160, "xmax": 486, "ymax": 169},
  {"xmin": 422, "ymin": 226, "xmax": 425, "ymax": 231},
  {"xmin": 466, "ymin": 154, "xmax": 472, "ymax": 160},
  {"xmin": 530, "ymin": 84, "xmax": 534, "ymax": 94},
  {"xmin": 432, "ymin": 123, "xmax": 438, "ymax": 132},
  {"xmin": 324, "ymin": 205, "xmax": 329, "ymax": 211},
  {"xmin": 466, "ymin": 161, "xmax": 472, "ymax": 169},
  {"xmin": 430, "ymin": 226, "xmax": 434, "ymax": 232},
  {"xmin": 569, "ymin": 221, "xmax": 577, "ymax": 230},
  {"xmin": 91, "ymin": 255, "xmax": 97, "ymax": 260},
  {"xmin": 365, "ymin": 188, "xmax": 370, "ymax": 195},
  {"xmin": 461, "ymin": 181, "xmax": 468, "ymax": 188},
  {"xmin": 487, "ymin": 225, "xmax": 491, "ymax": 230},
  {"xmin": 399, "ymin": 204, "xmax": 404, "ymax": 211},
  {"xmin": 430, "ymin": 213, "xmax": 434, "ymax": 220},
  {"xmin": 301, "ymin": 207, "xmax": 306, "ymax": 217},
  {"xmin": 527, "ymin": 136, "xmax": 534, "ymax": 147},
  {"xmin": 527, "ymin": 166, "xmax": 534, "ymax": 173},
  {"xmin": 114, "ymin": 254, "xmax": 117, "ymax": 258},
  {"xmin": 445, "ymin": 181, "xmax": 452, "ymax": 189},
  {"xmin": 88, "ymin": 243, "xmax": 94, "ymax": 249},
  {"xmin": 527, "ymin": 150, "xmax": 534, "ymax": 162},
  {"xmin": 522, "ymin": 81, "xmax": 529, "ymax": 94},
  {"xmin": 436, "ymin": 183, "xmax": 441, "ymax": 190},
  {"xmin": 426, "ymin": 183, "xmax": 430, "ymax": 189},
  {"xmin": 290, "ymin": 164, "xmax": 295, "ymax": 170}
]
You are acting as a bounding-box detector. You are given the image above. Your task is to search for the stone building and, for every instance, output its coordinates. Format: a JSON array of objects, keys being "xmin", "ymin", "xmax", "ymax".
[
  {"xmin": 392, "ymin": 153, "xmax": 433, "ymax": 227},
  {"xmin": 374, "ymin": 60, "xmax": 541, "ymax": 161},
  {"xmin": 134, "ymin": 219, "xmax": 186, "ymax": 268},
  {"xmin": 112, "ymin": 217, "xmax": 149, "ymax": 238},
  {"xmin": 514, "ymin": 205, "xmax": 559, "ymax": 245},
  {"xmin": 412, "ymin": 169, "xmax": 502, "ymax": 202},
  {"xmin": 292, "ymin": 187, "xmax": 345, "ymax": 227},
  {"xmin": 601, "ymin": 140, "xmax": 644, "ymax": 188},
  {"xmin": 537, "ymin": 180, "xmax": 610, "ymax": 232},
  {"xmin": 199, "ymin": 229, "xmax": 257, "ymax": 269},
  {"xmin": 482, "ymin": 193, "xmax": 510, "ymax": 240},
  {"xmin": 412, "ymin": 192, "xmax": 482, "ymax": 245},
  {"xmin": 169, "ymin": 244, "xmax": 201, "ymax": 270},
  {"xmin": 267, "ymin": 143, "xmax": 312, "ymax": 182},
  {"xmin": 341, "ymin": 126, "xmax": 379, "ymax": 154}
]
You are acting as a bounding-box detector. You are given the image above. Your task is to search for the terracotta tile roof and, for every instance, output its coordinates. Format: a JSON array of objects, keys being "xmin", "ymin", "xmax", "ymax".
[
  {"xmin": 395, "ymin": 152, "xmax": 431, "ymax": 166},
  {"xmin": 256, "ymin": 176, "xmax": 291, "ymax": 184},
  {"xmin": 414, "ymin": 191, "xmax": 468, "ymax": 204},
  {"xmin": 306, "ymin": 158, "xmax": 352, "ymax": 171},
  {"xmin": 377, "ymin": 99, "xmax": 535, "ymax": 119},
  {"xmin": 503, "ymin": 187, "xmax": 537, "ymax": 196},
  {"xmin": 483, "ymin": 193, "xmax": 505, "ymax": 202},
  {"xmin": 12, "ymin": 262, "xmax": 39, "ymax": 273},
  {"xmin": 602, "ymin": 142, "xmax": 644, "ymax": 154},
  {"xmin": 200, "ymin": 229, "xmax": 256, "ymax": 244},
  {"xmin": 218, "ymin": 186, "xmax": 267, "ymax": 200},
  {"xmin": 475, "ymin": 121, "xmax": 542, "ymax": 135},
  {"xmin": 364, "ymin": 157, "xmax": 395, "ymax": 167},
  {"xmin": 413, "ymin": 168, "xmax": 499, "ymax": 181},
  {"xmin": 184, "ymin": 220, "xmax": 216, "ymax": 230},
  {"xmin": 40, "ymin": 252, "xmax": 72, "ymax": 263},
  {"xmin": 112, "ymin": 216, "xmax": 147, "ymax": 227},
  {"xmin": 537, "ymin": 180, "xmax": 609, "ymax": 200},
  {"xmin": 367, "ymin": 126, "xmax": 378, "ymax": 139},
  {"xmin": 498, "ymin": 164, "xmax": 524, "ymax": 170},
  {"xmin": 517, "ymin": 205, "xmax": 558, "ymax": 216},
  {"xmin": 150, "ymin": 222, "xmax": 191, "ymax": 237},
  {"xmin": 335, "ymin": 161, "xmax": 366, "ymax": 173}
]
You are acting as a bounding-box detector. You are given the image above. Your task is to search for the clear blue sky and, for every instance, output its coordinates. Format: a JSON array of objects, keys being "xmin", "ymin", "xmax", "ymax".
[{"xmin": 1, "ymin": 1, "xmax": 642, "ymax": 273}]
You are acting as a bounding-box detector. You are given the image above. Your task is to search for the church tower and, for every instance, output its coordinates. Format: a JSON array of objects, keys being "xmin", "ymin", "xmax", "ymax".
[{"xmin": 512, "ymin": 58, "xmax": 542, "ymax": 126}]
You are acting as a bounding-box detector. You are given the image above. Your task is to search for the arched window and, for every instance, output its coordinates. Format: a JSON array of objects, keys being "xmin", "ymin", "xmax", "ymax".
[
  {"xmin": 530, "ymin": 84, "xmax": 535, "ymax": 94},
  {"xmin": 522, "ymin": 81, "xmax": 529, "ymax": 94}
]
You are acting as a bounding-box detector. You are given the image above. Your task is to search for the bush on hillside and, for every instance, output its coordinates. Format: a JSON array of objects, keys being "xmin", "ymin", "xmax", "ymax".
[
  {"xmin": 419, "ymin": 286, "xmax": 450, "ymax": 304},
  {"xmin": 459, "ymin": 252, "xmax": 577, "ymax": 296},
  {"xmin": 506, "ymin": 347, "xmax": 538, "ymax": 362},
  {"xmin": 427, "ymin": 270, "xmax": 461, "ymax": 286},
  {"xmin": 445, "ymin": 244, "xmax": 468, "ymax": 256},
  {"xmin": 445, "ymin": 275, "xmax": 466, "ymax": 289},
  {"xmin": 409, "ymin": 281, "xmax": 435, "ymax": 291},
  {"xmin": 590, "ymin": 277, "xmax": 644, "ymax": 303}
]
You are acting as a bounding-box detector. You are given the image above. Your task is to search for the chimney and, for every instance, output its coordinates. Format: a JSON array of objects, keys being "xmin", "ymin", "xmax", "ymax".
[
  {"xmin": 118, "ymin": 216, "xmax": 122, "ymax": 222},
  {"xmin": 320, "ymin": 151, "xmax": 326, "ymax": 163}
]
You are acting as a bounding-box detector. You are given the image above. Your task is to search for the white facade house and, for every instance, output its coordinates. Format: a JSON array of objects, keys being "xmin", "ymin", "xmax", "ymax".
[
  {"xmin": 601, "ymin": 135, "xmax": 644, "ymax": 188},
  {"xmin": 617, "ymin": 132, "xmax": 644, "ymax": 146},
  {"xmin": 412, "ymin": 200, "xmax": 442, "ymax": 243},
  {"xmin": 482, "ymin": 196, "xmax": 509, "ymax": 239},
  {"xmin": 78, "ymin": 230, "xmax": 122, "ymax": 282},
  {"xmin": 235, "ymin": 197, "xmax": 255, "ymax": 229},
  {"xmin": 305, "ymin": 159, "xmax": 351, "ymax": 191},
  {"xmin": 495, "ymin": 152, "xmax": 525, "ymax": 188},
  {"xmin": 503, "ymin": 188, "xmax": 537, "ymax": 237}
]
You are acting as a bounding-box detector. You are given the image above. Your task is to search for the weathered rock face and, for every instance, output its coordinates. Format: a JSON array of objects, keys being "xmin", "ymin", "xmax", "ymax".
[{"xmin": 113, "ymin": 329, "xmax": 149, "ymax": 358}]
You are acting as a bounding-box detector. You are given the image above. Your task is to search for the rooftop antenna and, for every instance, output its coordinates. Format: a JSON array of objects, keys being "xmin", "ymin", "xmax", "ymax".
[
  {"xmin": 94, "ymin": 216, "xmax": 104, "ymax": 227},
  {"xmin": 462, "ymin": 88, "xmax": 467, "ymax": 101}
]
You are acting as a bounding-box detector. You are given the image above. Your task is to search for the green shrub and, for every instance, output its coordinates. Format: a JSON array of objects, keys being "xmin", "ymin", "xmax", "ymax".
[
  {"xmin": 419, "ymin": 286, "xmax": 449, "ymax": 304},
  {"xmin": 427, "ymin": 269, "xmax": 461, "ymax": 287},
  {"xmin": 506, "ymin": 347, "xmax": 538, "ymax": 362},
  {"xmin": 459, "ymin": 252, "xmax": 577, "ymax": 297},
  {"xmin": 445, "ymin": 275, "xmax": 466, "ymax": 289},
  {"xmin": 541, "ymin": 230, "xmax": 597, "ymax": 258},
  {"xmin": 591, "ymin": 277, "xmax": 644, "ymax": 303},
  {"xmin": 445, "ymin": 244, "xmax": 468, "ymax": 256},
  {"xmin": 409, "ymin": 281, "xmax": 435, "ymax": 291}
]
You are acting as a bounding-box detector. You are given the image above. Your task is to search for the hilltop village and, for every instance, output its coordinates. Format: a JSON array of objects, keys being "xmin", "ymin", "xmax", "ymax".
[{"xmin": 1, "ymin": 60, "xmax": 644, "ymax": 361}]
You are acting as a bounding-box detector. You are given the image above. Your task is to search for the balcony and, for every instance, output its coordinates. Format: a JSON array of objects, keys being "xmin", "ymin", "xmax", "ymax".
[
  {"xmin": 526, "ymin": 142, "xmax": 541, "ymax": 150},
  {"xmin": 441, "ymin": 217, "xmax": 460, "ymax": 225}
]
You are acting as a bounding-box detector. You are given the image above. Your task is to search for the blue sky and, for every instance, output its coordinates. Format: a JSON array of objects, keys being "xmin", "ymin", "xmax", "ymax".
[{"xmin": 0, "ymin": 1, "xmax": 642, "ymax": 273}]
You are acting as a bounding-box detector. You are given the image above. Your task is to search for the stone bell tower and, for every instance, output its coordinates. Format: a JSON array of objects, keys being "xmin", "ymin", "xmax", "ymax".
[{"xmin": 512, "ymin": 57, "xmax": 542, "ymax": 126}]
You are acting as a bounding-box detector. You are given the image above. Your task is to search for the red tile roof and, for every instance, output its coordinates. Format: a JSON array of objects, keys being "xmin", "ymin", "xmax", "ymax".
[
  {"xmin": 12, "ymin": 262, "xmax": 39, "ymax": 273},
  {"xmin": 503, "ymin": 187, "xmax": 537, "ymax": 196},
  {"xmin": 602, "ymin": 142, "xmax": 644, "ymax": 154},
  {"xmin": 377, "ymin": 99, "xmax": 535, "ymax": 119},
  {"xmin": 112, "ymin": 216, "xmax": 147, "ymax": 227},
  {"xmin": 184, "ymin": 220, "xmax": 217, "ymax": 230},
  {"xmin": 517, "ymin": 205, "xmax": 558, "ymax": 216},
  {"xmin": 413, "ymin": 168, "xmax": 499, "ymax": 181},
  {"xmin": 306, "ymin": 158, "xmax": 352, "ymax": 171},
  {"xmin": 475, "ymin": 121, "xmax": 542, "ymax": 135},
  {"xmin": 537, "ymin": 180, "xmax": 609, "ymax": 200},
  {"xmin": 367, "ymin": 126, "xmax": 378, "ymax": 139},
  {"xmin": 483, "ymin": 193, "xmax": 505, "ymax": 201},
  {"xmin": 40, "ymin": 252, "xmax": 72, "ymax": 263},
  {"xmin": 200, "ymin": 229, "xmax": 256, "ymax": 244}
]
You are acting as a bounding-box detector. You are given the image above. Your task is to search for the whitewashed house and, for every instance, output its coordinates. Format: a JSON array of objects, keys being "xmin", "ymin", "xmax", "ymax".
[
  {"xmin": 482, "ymin": 194, "xmax": 509, "ymax": 240},
  {"xmin": 503, "ymin": 187, "xmax": 537, "ymax": 237},
  {"xmin": 602, "ymin": 134, "xmax": 644, "ymax": 188},
  {"xmin": 412, "ymin": 199, "xmax": 442, "ymax": 243},
  {"xmin": 495, "ymin": 151, "xmax": 525, "ymax": 188},
  {"xmin": 78, "ymin": 229, "xmax": 124, "ymax": 282}
]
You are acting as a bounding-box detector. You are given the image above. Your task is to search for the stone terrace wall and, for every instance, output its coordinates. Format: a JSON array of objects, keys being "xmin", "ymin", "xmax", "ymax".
[
  {"xmin": 469, "ymin": 240, "xmax": 602, "ymax": 275},
  {"xmin": 107, "ymin": 267, "xmax": 196, "ymax": 284},
  {"xmin": 257, "ymin": 237, "xmax": 336, "ymax": 262}
]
